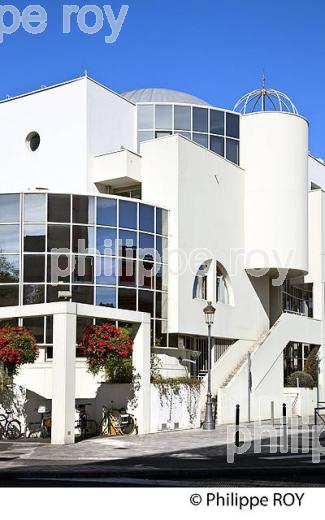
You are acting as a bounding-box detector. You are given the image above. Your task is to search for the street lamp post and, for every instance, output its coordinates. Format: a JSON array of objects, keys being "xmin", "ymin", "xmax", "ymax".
[{"xmin": 203, "ymin": 301, "xmax": 216, "ymax": 431}]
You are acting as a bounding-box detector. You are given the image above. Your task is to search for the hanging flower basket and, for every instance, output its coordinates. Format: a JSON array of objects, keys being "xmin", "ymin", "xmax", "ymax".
[
  {"xmin": 0, "ymin": 326, "xmax": 39, "ymax": 378},
  {"xmin": 79, "ymin": 323, "xmax": 134, "ymax": 383}
]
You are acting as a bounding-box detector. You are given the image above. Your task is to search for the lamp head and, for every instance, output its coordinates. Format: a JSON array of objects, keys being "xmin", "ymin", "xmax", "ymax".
[{"xmin": 203, "ymin": 301, "xmax": 216, "ymax": 325}]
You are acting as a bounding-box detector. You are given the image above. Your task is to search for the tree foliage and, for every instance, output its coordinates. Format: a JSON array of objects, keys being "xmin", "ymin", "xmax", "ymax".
[
  {"xmin": 287, "ymin": 370, "xmax": 315, "ymax": 389},
  {"xmin": 304, "ymin": 347, "xmax": 319, "ymax": 385}
]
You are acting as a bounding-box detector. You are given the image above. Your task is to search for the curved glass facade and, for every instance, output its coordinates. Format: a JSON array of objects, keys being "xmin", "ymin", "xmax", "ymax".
[
  {"xmin": 137, "ymin": 103, "xmax": 240, "ymax": 165},
  {"xmin": 0, "ymin": 193, "xmax": 168, "ymax": 352}
]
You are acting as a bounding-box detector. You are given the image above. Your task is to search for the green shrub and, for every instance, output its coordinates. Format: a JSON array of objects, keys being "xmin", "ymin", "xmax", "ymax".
[
  {"xmin": 304, "ymin": 348, "xmax": 319, "ymax": 385},
  {"xmin": 286, "ymin": 371, "xmax": 315, "ymax": 389}
]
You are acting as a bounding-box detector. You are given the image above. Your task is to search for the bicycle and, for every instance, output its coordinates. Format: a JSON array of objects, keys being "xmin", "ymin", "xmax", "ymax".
[
  {"xmin": 99, "ymin": 403, "xmax": 137, "ymax": 436},
  {"xmin": 75, "ymin": 403, "xmax": 98, "ymax": 439},
  {"xmin": 0, "ymin": 410, "xmax": 22, "ymax": 440},
  {"xmin": 26, "ymin": 406, "xmax": 51, "ymax": 439}
]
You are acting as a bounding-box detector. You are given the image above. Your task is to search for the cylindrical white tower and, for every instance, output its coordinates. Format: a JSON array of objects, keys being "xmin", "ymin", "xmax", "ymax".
[{"xmin": 240, "ymin": 111, "xmax": 309, "ymax": 276}]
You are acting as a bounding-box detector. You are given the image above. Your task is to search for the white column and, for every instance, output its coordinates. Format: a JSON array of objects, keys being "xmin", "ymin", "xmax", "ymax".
[
  {"xmin": 51, "ymin": 303, "xmax": 77, "ymax": 445},
  {"xmin": 132, "ymin": 314, "xmax": 151, "ymax": 434}
]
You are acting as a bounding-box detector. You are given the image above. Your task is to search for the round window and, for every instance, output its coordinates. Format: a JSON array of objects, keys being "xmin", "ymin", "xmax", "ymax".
[{"xmin": 26, "ymin": 132, "xmax": 40, "ymax": 152}]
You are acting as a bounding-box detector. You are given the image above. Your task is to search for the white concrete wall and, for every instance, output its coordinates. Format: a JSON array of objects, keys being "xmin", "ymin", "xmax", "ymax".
[
  {"xmin": 284, "ymin": 387, "xmax": 317, "ymax": 417},
  {"xmin": 87, "ymin": 79, "xmax": 136, "ymax": 191},
  {"xmin": 150, "ymin": 383, "xmax": 201, "ymax": 432},
  {"xmin": 141, "ymin": 135, "xmax": 270, "ymax": 341},
  {"xmin": 241, "ymin": 112, "xmax": 309, "ymax": 275},
  {"xmin": 0, "ymin": 79, "xmax": 88, "ymax": 193},
  {"xmin": 0, "ymin": 78, "xmax": 137, "ymax": 195},
  {"xmin": 309, "ymin": 155, "xmax": 325, "ymax": 190}
]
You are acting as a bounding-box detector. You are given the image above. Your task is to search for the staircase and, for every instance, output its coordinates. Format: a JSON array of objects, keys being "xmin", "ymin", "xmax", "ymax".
[{"xmin": 216, "ymin": 312, "xmax": 321, "ymax": 424}]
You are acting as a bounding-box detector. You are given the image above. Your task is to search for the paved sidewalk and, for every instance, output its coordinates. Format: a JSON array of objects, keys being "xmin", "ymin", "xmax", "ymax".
[{"xmin": 0, "ymin": 418, "xmax": 319, "ymax": 464}]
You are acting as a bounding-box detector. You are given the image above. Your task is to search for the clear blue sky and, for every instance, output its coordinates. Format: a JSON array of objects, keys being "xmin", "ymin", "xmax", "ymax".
[{"xmin": 0, "ymin": 0, "xmax": 324, "ymax": 157}]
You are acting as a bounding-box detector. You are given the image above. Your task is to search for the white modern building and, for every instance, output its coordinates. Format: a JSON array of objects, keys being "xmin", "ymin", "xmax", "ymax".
[{"xmin": 0, "ymin": 75, "xmax": 324, "ymax": 438}]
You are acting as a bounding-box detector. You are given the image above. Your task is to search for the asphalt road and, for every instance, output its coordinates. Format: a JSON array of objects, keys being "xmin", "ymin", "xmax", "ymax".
[{"xmin": 1, "ymin": 427, "xmax": 325, "ymax": 487}]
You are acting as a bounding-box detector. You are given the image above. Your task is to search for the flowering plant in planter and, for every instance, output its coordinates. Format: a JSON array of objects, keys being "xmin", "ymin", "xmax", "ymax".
[
  {"xmin": 80, "ymin": 323, "xmax": 134, "ymax": 383},
  {"xmin": 0, "ymin": 326, "xmax": 39, "ymax": 378}
]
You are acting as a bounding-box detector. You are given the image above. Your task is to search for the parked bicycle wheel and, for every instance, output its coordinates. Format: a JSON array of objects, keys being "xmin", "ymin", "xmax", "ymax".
[
  {"xmin": 120, "ymin": 414, "xmax": 136, "ymax": 435},
  {"xmin": 0, "ymin": 415, "xmax": 7, "ymax": 432},
  {"xmin": 6, "ymin": 419, "xmax": 21, "ymax": 439},
  {"xmin": 99, "ymin": 416, "xmax": 110, "ymax": 435}
]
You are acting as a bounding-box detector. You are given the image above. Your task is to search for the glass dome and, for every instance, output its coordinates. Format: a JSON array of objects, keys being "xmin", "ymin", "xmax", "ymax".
[{"xmin": 234, "ymin": 87, "xmax": 298, "ymax": 115}]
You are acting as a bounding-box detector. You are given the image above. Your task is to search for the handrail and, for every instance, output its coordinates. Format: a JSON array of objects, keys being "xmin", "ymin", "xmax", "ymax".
[{"xmin": 314, "ymin": 407, "xmax": 325, "ymax": 426}]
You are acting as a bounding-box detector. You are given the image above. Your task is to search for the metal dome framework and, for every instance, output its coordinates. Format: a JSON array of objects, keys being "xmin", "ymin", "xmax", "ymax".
[{"xmin": 234, "ymin": 87, "xmax": 298, "ymax": 115}]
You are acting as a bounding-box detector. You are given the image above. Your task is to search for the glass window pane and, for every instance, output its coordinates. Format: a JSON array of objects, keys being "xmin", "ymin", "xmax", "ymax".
[
  {"xmin": 0, "ymin": 285, "xmax": 19, "ymax": 307},
  {"xmin": 156, "ymin": 209, "xmax": 168, "ymax": 236},
  {"xmin": 97, "ymin": 198, "xmax": 117, "ymax": 227},
  {"xmin": 73, "ymin": 196, "xmax": 95, "ymax": 225},
  {"xmin": 47, "ymin": 255, "xmax": 70, "ymax": 284},
  {"xmin": 226, "ymin": 139, "xmax": 240, "ymax": 164},
  {"xmin": 0, "ymin": 194, "xmax": 20, "ymax": 223},
  {"xmin": 46, "ymin": 316, "xmax": 53, "ymax": 344},
  {"xmin": 210, "ymin": 110, "xmax": 224, "ymax": 135},
  {"xmin": 119, "ymin": 230, "xmax": 137, "ymax": 258},
  {"xmin": 47, "ymin": 284, "xmax": 69, "ymax": 303},
  {"xmin": 72, "ymin": 286, "xmax": 94, "ymax": 305},
  {"xmin": 24, "ymin": 224, "xmax": 46, "ymax": 252},
  {"xmin": 175, "ymin": 131, "xmax": 191, "ymax": 139},
  {"xmin": 210, "ymin": 136, "xmax": 224, "ymax": 157},
  {"xmin": 193, "ymin": 107, "xmax": 208, "ymax": 132},
  {"xmin": 72, "ymin": 226, "xmax": 94, "ymax": 254},
  {"xmin": 156, "ymin": 237, "xmax": 168, "ymax": 264},
  {"xmin": 73, "ymin": 256, "xmax": 94, "ymax": 284},
  {"xmin": 138, "ymin": 290, "xmax": 154, "ymax": 315},
  {"xmin": 156, "ymin": 292, "xmax": 168, "ymax": 319},
  {"xmin": 0, "ymin": 318, "xmax": 18, "ymax": 327},
  {"xmin": 119, "ymin": 259, "xmax": 136, "ymax": 286},
  {"xmin": 138, "ymin": 105, "xmax": 154, "ymax": 129},
  {"xmin": 138, "ymin": 131, "xmax": 154, "ymax": 144},
  {"xmin": 139, "ymin": 233, "xmax": 155, "ymax": 261},
  {"xmin": 139, "ymin": 204, "xmax": 154, "ymax": 233},
  {"xmin": 24, "ymin": 255, "xmax": 45, "ymax": 283},
  {"xmin": 96, "ymin": 227, "xmax": 117, "ymax": 255},
  {"xmin": 48, "ymin": 194, "xmax": 71, "ymax": 223},
  {"xmin": 23, "ymin": 285, "xmax": 45, "ymax": 305},
  {"xmin": 96, "ymin": 287, "xmax": 116, "ymax": 308},
  {"xmin": 96, "ymin": 257, "xmax": 116, "ymax": 285},
  {"xmin": 155, "ymin": 105, "xmax": 172, "ymax": 130},
  {"xmin": 226, "ymin": 113, "xmax": 240, "ymax": 139},
  {"xmin": 174, "ymin": 106, "xmax": 191, "ymax": 131},
  {"xmin": 156, "ymin": 264, "xmax": 168, "ymax": 291},
  {"xmin": 48, "ymin": 225, "xmax": 70, "ymax": 252},
  {"xmin": 193, "ymin": 133, "xmax": 208, "ymax": 148},
  {"xmin": 118, "ymin": 288, "xmax": 136, "ymax": 310},
  {"xmin": 138, "ymin": 260, "xmax": 155, "ymax": 289},
  {"xmin": 23, "ymin": 317, "xmax": 44, "ymax": 343},
  {"xmin": 0, "ymin": 225, "xmax": 20, "ymax": 253},
  {"xmin": 24, "ymin": 194, "xmax": 46, "ymax": 222},
  {"xmin": 0, "ymin": 255, "xmax": 19, "ymax": 283},
  {"xmin": 76, "ymin": 317, "xmax": 93, "ymax": 342},
  {"xmin": 119, "ymin": 200, "xmax": 137, "ymax": 230}
]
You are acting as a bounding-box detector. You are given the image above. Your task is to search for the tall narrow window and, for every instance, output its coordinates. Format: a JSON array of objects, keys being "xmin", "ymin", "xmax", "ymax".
[
  {"xmin": 193, "ymin": 261, "xmax": 211, "ymax": 300},
  {"xmin": 216, "ymin": 262, "xmax": 229, "ymax": 304}
]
